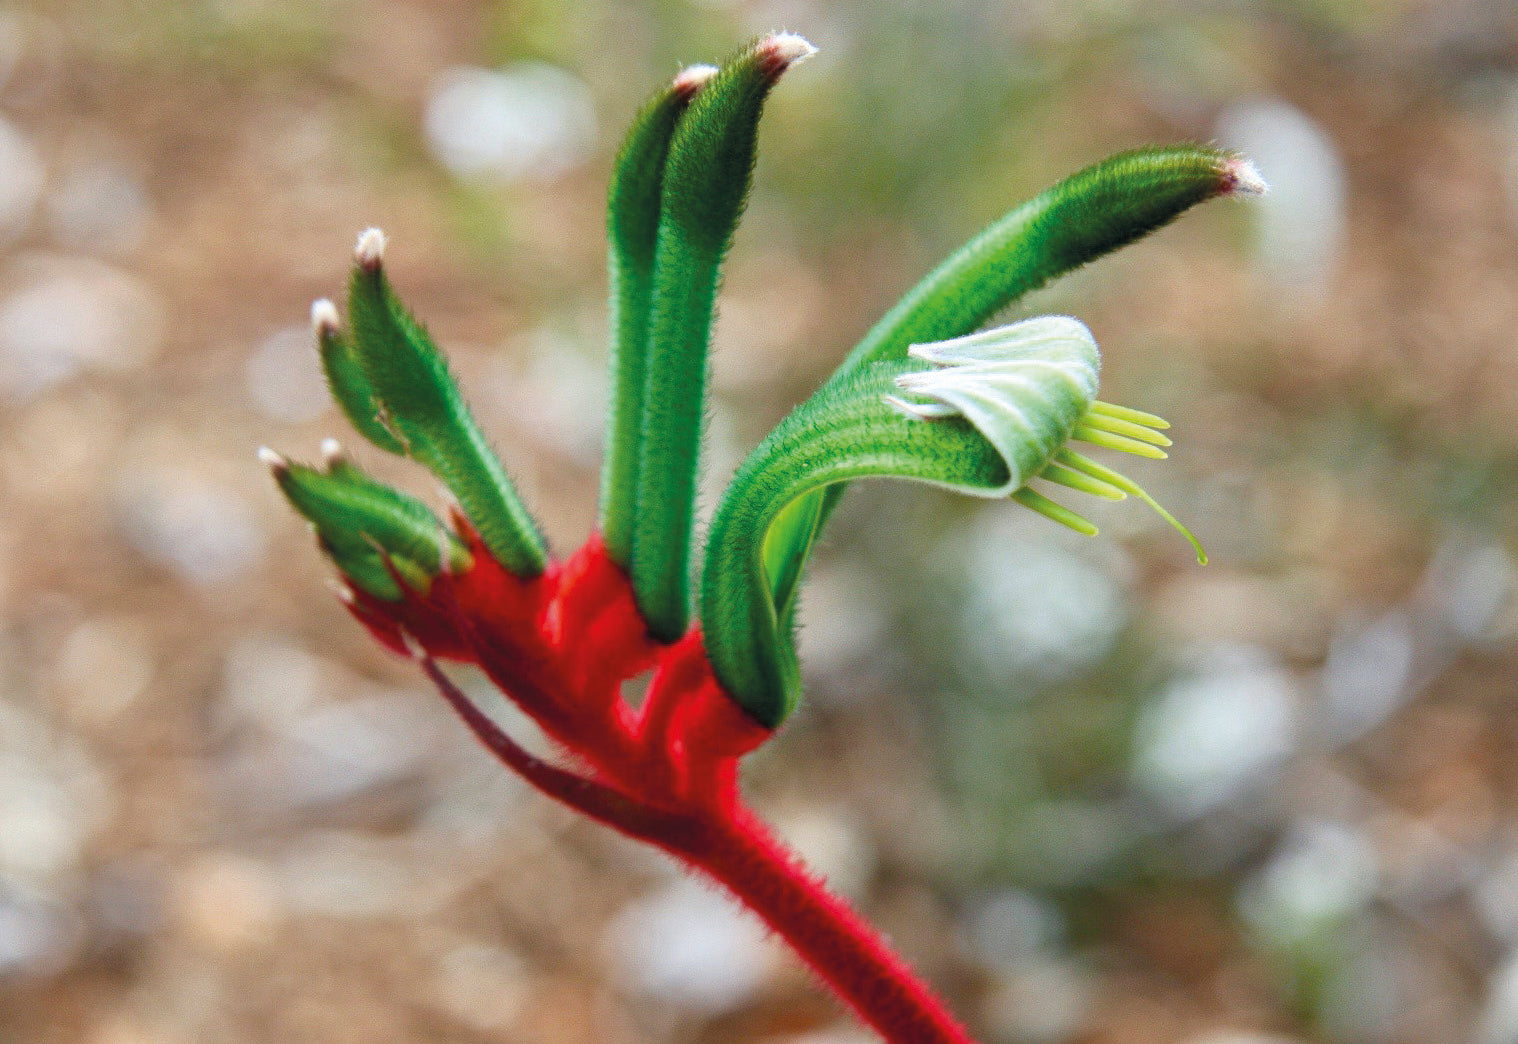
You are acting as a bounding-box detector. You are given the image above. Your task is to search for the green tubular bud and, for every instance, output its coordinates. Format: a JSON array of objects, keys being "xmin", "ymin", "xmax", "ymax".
[
  {"xmin": 704, "ymin": 315, "xmax": 1210, "ymax": 725},
  {"xmin": 628, "ymin": 33, "xmax": 816, "ymax": 642},
  {"xmin": 599, "ymin": 64, "xmax": 718, "ymax": 568},
  {"xmin": 764, "ymin": 147, "xmax": 1261, "ymax": 630},
  {"xmin": 262, "ymin": 446, "xmax": 470, "ymax": 600},
  {"xmin": 703, "ymin": 360, "xmax": 1006, "ymax": 726},
  {"xmin": 841, "ymin": 148, "xmax": 1261, "ymax": 376},
  {"xmin": 312, "ymin": 298, "xmax": 406, "ymax": 456},
  {"xmin": 346, "ymin": 230, "xmax": 547, "ymax": 577},
  {"xmin": 703, "ymin": 317, "xmax": 1100, "ymax": 727}
]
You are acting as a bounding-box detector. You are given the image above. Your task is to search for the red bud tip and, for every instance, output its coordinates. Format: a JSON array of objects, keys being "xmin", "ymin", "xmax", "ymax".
[
  {"xmin": 672, "ymin": 64, "xmax": 718, "ymax": 99},
  {"xmin": 257, "ymin": 446, "xmax": 290, "ymax": 473},
  {"xmin": 1221, "ymin": 157, "xmax": 1268, "ymax": 196},
  {"xmin": 354, "ymin": 227, "xmax": 387, "ymax": 271},
  {"xmin": 311, "ymin": 298, "xmax": 341, "ymax": 337},
  {"xmin": 756, "ymin": 32, "xmax": 816, "ymax": 79}
]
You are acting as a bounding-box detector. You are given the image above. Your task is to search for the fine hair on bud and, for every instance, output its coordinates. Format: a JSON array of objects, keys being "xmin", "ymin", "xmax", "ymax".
[
  {"xmin": 672, "ymin": 64, "xmax": 718, "ymax": 97},
  {"xmin": 257, "ymin": 446, "xmax": 289, "ymax": 472},
  {"xmin": 311, "ymin": 298, "xmax": 341, "ymax": 335},
  {"xmin": 354, "ymin": 227, "xmax": 386, "ymax": 270},
  {"xmin": 1222, "ymin": 157, "xmax": 1269, "ymax": 196},
  {"xmin": 757, "ymin": 32, "xmax": 817, "ymax": 78}
]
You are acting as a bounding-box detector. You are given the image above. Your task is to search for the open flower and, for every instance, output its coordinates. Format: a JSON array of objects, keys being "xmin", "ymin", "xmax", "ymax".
[{"xmin": 887, "ymin": 315, "xmax": 1205, "ymax": 558}]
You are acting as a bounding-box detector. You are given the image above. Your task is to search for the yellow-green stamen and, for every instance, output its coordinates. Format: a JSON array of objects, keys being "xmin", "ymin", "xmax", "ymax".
[
  {"xmin": 1072, "ymin": 424, "xmax": 1169, "ymax": 459},
  {"xmin": 1012, "ymin": 487, "xmax": 1098, "ymax": 535},
  {"xmin": 1090, "ymin": 400, "xmax": 1170, "ymax": 429}
]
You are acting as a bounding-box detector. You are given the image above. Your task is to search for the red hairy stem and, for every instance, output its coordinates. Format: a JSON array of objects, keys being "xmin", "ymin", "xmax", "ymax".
[
  {"xmin": 674, "ymin": 810, "xmax": 975, "ymax": 1044},
  {"xmin": 353, "ymin": 534, "xmax": 973, "ymax": 1043}
]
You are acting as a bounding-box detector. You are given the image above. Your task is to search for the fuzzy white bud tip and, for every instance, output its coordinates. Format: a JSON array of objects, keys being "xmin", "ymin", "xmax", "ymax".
[
  {"xmin": 1223, "ymin": 157, "xmax": 1269, "ymax": 196},
  {"xmin": 310, "ymin": 298, "xmax": 341, "ymax": 336},
  {"xmin": 319, "ymin": 438, "xmax": 345, "ymax": 465},
  {"xmin": 257, "ymin": 446, "xmax": 289, "ymax": 471},
  {"xmin": 354, "ymin": 227, "xmax": 386, "ymax": 269},
  {"xmin": 326, "ymin": 580, "xmax": 356, "ymax": 605},
  {"xmin": 764, "ymin": 32, "xmax": 817, "ymax": 67},
  {"xmin": 673, "ymin": 64, "xmax": 718, "ymax": 96}
]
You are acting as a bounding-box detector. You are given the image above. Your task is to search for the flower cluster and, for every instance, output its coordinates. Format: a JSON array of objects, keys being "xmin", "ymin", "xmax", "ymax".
[{"xmin": 263, "ymin": 33, "xmax": 1260, "ymax": 1043}]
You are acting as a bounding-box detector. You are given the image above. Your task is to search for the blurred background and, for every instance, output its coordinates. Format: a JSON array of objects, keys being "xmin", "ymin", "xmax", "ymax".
[{"xmin": 0, "ymin": 0, "xmax": 1516, "ymax": 1041}]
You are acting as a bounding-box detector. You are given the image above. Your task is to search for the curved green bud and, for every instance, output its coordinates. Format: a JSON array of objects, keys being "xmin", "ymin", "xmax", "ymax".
[
  {"xmin": 263, "ymin": 445, "xmax": 470, "ymax": 601},
  {"xmin": 703, "ymin": 316, "xmax": 1204, "ymax": 727},
  {"xmin": 599, "ymin": 64, "xmax": 718, "ymax": 567},
  {"xmin": 312, "ymin": 298, "xmax": 406, "ymax": 456},
  {"xmin": 629, "ymin": 33, "xmax": 816, "ymax": 643},
  {"xmin": 346, "ymin": 230, "xmax": 548, "ymax": 577},
  {"xmin": 762, "ymin": 148, "xmax": 1261, "ymax": 622}
]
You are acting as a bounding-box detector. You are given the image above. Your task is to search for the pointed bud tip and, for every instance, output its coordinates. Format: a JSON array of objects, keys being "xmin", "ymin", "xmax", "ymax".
[
  {"xmin": 1221, "ymin": 157, "xmax": 1268, "ymax": 197},
  {"xmin": 672, "ymin": 64, "xmax": 718, "ymax": 98},
  {"xmin": 326, "ymin": 580, "xmax": 356, "ymax": 605},
  {"xmin": 311, "ymin": 298, "xmax": 340, "ymax": 336},
  {"xmin": 319, "ymin": 438, "xmax": 345, "ymax": 466},
  {"xmin": 257, "ymin": 446, "xmax": 289, "ymax": 473},
  {"xmin": 354, "ymin": 227, "xmax": 386, "ymax": 270},
  {"xmin": 758, "ymin": 32, "xmax": 817, "ymax": 77}
]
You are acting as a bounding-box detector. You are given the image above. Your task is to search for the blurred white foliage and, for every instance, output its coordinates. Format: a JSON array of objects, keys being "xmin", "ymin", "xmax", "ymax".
[
  {"xmin": 47, "ymin": 160, "xmax": 151, "ymax": 255},
  {"xmin": 1321, "ymin": 539, "xmax": 1517, "ymax": 746},
  {"xmin": 425, "ymin": 63, "xmax": 596, "ymax": 181},
  {"xmin": 218, "ymin": 635, "xmax": 325, "ymax": 733},
  {"xmin": 0, "ymin": 888, "xmax": 75, "ymax": 977},
  {"xmin": 244, "ymin": 323, "xmax": 330, "ymax": 423},
  {"xmin": 1319, "ymin": 609, "xmax": 1415, "ymax": 747},
  {"xmin": 218, "ymin": 690, "xmax": 442, "ymax": 819},
  {"xmin": 1133, "ymin": 644, "xmax": 1298, "ymax": 817},
  {"xmin": 1426, "ymin": 540, "xmax": 1518, "ymax": 646},
  {"xmin": 1238, "ymin": 821, "xmax": 1377, "ymax": 950},
  {"xmin": 54, "ymin": 616, "xmax": 155, "ymax": 723},
  {"xmin": 794, "ymin": 563, "xmax": 890, "ymax": 700},
  {"xmin": 1217, "ymin": 97, "xmax": 1346, "ymax": 294},
  {"xmin": 772, "ymin": 804, "xmax": 876, "ymax": 902},
  {"xmin": 429, "ymin": 939, "xmax": 530, "ymax": 1032},
  {"xmin": 0, "ymin": 255, "xmax": 163, "ymax": 399},
  {"xmin": 272, "ymin": 831, "xmax": 436, "ymax": 919},
  {"xmin": 113, "ymin": 467, "xmax": 265, "ymax": 585},
  {"xmin": 964, "ymin": 887, "xmax": 1065, "ymax": 969},
  {"xmin": 605, "ymin": 876, "xmax": 776, "ymax": 1014},
  {"xmin": 1478, "ymin": 949, "xmax": 1518, "ymax": 1044},
  {"xmin": 0, "ymin": 701, "xmax": 111, "ymax": 890},
  {"xmin": 489, "ymin": 329, "xmax": 607, "ymax": 464},
  {"xmin": 1475, "ymin": 847, "xmax": 1518, "ymax": 947},
  {"xmin": 0, "ymin": 11, "xmax": 25, "ymax": 91},
  {"xmin": 980, "ymin": 956, "xmax": 1093, "ymax": 1044},
  {"xmin": 958, "ymin": 520, "xmax": 1131, "ymax": 688},
  {"xmin": 1502, "ymin": 78, "xmax": 1518, "ymax": 224},
  {"xmin": 0, "ymin": 115, "xmax": 43, "ymax": 244},
  {"xmin": 761, "ymin": 1031, "xmax": 877, "ymax": 1044}
]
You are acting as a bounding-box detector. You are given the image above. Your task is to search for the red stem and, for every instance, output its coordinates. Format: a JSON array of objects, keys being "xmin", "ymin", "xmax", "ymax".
[
  {"xmin": 370, "ymin": 537, "xmax": 977, "ymax": 1042},
  {"xmin": 673, "ymin": 809, "xmax": 975, "ymax": 1044}
]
